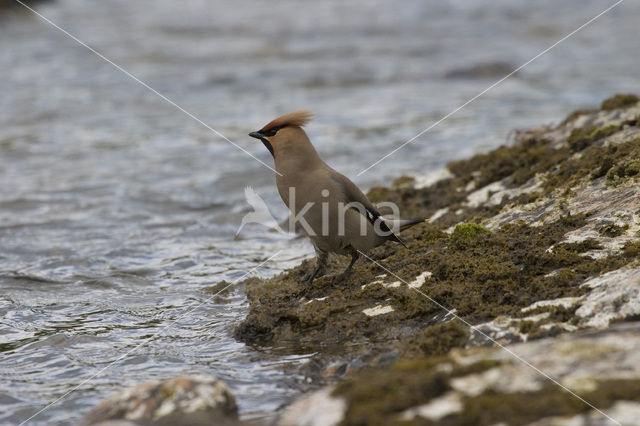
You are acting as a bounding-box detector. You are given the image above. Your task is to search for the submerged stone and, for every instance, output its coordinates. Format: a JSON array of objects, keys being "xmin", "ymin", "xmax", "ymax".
[{"xmin": 78, "ymin": 376, "xmax": 238, "ymax": 426}]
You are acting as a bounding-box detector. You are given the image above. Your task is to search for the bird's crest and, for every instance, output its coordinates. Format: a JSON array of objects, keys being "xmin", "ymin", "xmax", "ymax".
[{"xmin": 260, "ymin": 110, "xmax": 314, "ymax": 132}]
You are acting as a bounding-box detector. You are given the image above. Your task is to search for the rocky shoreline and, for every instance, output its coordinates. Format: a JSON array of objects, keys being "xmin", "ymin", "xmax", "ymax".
[
  {"xmin": 237, "ymin": 94, "xmax": 640, "ymax": 425},
  {"xmin": 82, "ymin": 94, "xmax": 640, "ymax": 425}
]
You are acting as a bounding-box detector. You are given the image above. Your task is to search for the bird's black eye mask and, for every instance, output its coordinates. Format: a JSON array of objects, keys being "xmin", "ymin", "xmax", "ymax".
[
  {"xmin": 260, "ymin": 125, "xmax": 284, "ymax": 137},
  {"xmin": 248, "ymin": 125, "xmax": 285, "ymax": 158}
]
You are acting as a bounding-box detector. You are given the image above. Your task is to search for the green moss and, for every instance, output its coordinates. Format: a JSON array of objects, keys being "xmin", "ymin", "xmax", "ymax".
[
  {"xmin": 591, "ymin": 124, "xmax": 623, "ymax": 140},
  {"xmin": 441, "ymin": 119, "xmax": 636, "ymax": 201},
  {"xmin": 567, "ymin": 123, "xmax": 621, "ymax": 151},
  {"xmin": 334, "ymin": 352, "xmax": 640, "ymax": 426},
  {"xmin": 606, "ymin": 150, "xmax": 640, "ymax": 187},
  {"xmin": 366, "ymin": 137, "xmax": 578, "ymax": 228},
  {"xmin": 518, "ymin": 320, "xmax": 537, "ymax": 334},
  {"xmin": 566, "ymin": 126, "xmax": 596, "ymax": 151},
  {"xmin": 545, "ymin": 137, "xmax": 640, "ymax": 191},
  {"xmin": 450, "ymin": 222, "xmax": 492, "ymax": 247},
  {"xmin": 600, "ymin": 93, "xmax": 639, "ymax": 110},
  {"xmin": 518, "ymin": 305, "xmax": 580, "ymax": 338},
  {"xmin": 236, "ymin": 116, "xmax": 638, "ymax": 353},
  {"xmin": 333, "ymin": 357, "xmax": 501, "ymax": 426},
  {"xmin": 443, "ymin": 123, "xmax": 633, "ymax": 209},
  {"xmin": 415, "ymin": 225, "xmax": 447, "ymax": 243},
  {"xmin": 401, "ymin": 321, "xmax": 469, "ymax": 358},
  {"xmin": 623, "ymin": 240, "xmax": 640, "ymax": 257},
  {"xmin": 235, "ymin": 212, "xmax": 629, "ymax": 352},
  {"xmin": 457, "ymin": 379, "xmax": 640, "ymax": 426},
  {"xmin": 556, "ymin": 238, "xmax": 602, "ymax": 253},
  {"xmin": 447, "ymin": 137, "xmax": 564, "ymax": 188},
  {"xmin": 560, "ymin": 108, "xmax": 594, "ymax": 126},
  {"xmin": 334, "ymin": 365, "xmax": 449, "ymax": 425},
  {"xmin": 392, "ymin": 175, "xmax": 416, "ymax": 187},
  {"xmin": 236, "ymin": 94, "xmax": 640, "ymax": 424},
  {"xmin": 367, "ymin": 95, "xmax": 638, "ymax": 229},
  {"xmin": 598, "ymin": 223, "xmax": 628, "ymax": 237}
]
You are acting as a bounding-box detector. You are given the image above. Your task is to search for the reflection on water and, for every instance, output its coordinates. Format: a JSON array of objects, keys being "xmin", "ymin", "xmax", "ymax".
[{"xmin": 1, "ymin": 0, "xmax": 639, "ymax": 424}]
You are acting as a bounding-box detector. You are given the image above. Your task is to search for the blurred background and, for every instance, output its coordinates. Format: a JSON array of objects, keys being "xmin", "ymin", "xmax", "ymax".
[{"xmin": 1, "ymin": 0, "xmax": 639, "ymax": 424}]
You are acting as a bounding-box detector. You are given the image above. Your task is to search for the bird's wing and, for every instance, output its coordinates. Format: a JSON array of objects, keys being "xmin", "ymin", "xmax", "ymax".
[
  {"xmin": 329, "ymin": 170, "xmax": 405, "ymax": 245},
  {"xmin": 330, "ymin": 170, "xmax": 378, "ymax": 214}
]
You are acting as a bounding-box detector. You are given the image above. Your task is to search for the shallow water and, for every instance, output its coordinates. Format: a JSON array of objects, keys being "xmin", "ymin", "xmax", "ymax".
[{"xmin": 1, "ymin": 0, "xmax": 639, "ymax": 424}]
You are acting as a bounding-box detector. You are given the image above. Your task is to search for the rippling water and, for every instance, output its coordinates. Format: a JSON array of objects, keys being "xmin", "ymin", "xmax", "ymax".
[{"xmin": 1, "ymin": 0, "xmax": 639, "ymax": 424}]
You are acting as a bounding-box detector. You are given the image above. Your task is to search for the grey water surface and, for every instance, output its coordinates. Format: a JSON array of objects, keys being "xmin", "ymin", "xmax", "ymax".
[{"xmin": 1, "ymin": 0, "xmax": 639, "ymax": 424}]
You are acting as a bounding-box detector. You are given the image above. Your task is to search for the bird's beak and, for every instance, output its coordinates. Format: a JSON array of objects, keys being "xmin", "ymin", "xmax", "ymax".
[{"xmin": 249, "ymin": 131, "xmax": 275, "ymax": 157}]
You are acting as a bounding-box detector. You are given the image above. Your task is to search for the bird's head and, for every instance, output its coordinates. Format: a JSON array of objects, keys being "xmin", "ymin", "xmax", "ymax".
[{"xmin": 249, "ymin": 110, "xmax": 314, "ymax": 157}]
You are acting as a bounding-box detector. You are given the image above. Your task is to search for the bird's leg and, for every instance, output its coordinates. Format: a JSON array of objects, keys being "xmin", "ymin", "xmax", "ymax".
[
  {"xmin": 335, "ymin": 249, "xmax": 359, "ymax": 283},
  {"xmin": 305, "ymin": 250, "xmax": 328, "ymax": 286}
]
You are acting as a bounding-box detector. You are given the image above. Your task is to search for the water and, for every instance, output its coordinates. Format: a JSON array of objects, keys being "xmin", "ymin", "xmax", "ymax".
[{"xmin": 1, "ymin": 0, "xmax": 639, "ymax": 424}]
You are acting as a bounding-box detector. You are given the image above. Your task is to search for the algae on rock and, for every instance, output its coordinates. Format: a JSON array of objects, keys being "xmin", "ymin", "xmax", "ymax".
[{"xmin": 235, "ymin": 94, "xmax": 640, "ymax": 426}]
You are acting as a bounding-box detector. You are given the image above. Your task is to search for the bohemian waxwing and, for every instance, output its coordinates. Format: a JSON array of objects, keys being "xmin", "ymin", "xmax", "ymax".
[{"xmin": 249, "ymin": 110, "xmax": 427, "ymax": 285}]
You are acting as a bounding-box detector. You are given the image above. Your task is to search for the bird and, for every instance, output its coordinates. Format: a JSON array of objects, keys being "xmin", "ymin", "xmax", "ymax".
[{"xmin": 249, "ymin": 110, "xmax": 428, "ymax": 286}]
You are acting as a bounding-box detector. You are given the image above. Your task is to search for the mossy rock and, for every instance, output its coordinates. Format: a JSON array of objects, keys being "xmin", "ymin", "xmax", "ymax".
[
  {"xmin": 449, "ymin": 222, "xmax": 492, "ymax": 247},
  {"xmin": 623, "ymin": 240, "xmax": 640, "ymax": 257},
  {"xmin": 329, "ymin": 324, "xmax": 640, "ymax": 426},
  {"xmin": 447, "ymin": 136, "xmax": 564, "ymax": 189},
  {"xmin": 600, "ymin": 93, "xmax": 640, "ymax": 110},
  {"xmin": 567, "ymin": 123, "xmax": 622, "ymax": 151},
  {"xmin": 333, "ymin": 357, "xmax": 502, "ymax": 426},
  {"xmin": 238, "ymin": 95, "xmax": 640, "ymax": 361},
  {"xmin": 333, "ymin": 350, "xmax": 640, "ymax": 426},
  {"xmin": 606, "ymin": 154, "xmax": 640, "ymax": 187},
  {"xmin": 401, "ymin": 320, "xmax": 469, "ymax": 357},
  {"xmin": 236, "ymin": 214, "xmax": 628, "ymax": 353},
  {"xmin": 392, "ymin": 175, "xmax": 416, "ymax": 187},
  {"xmin": 249, "ymin": 94, "xmax": 640, "ymax": 426},
  {"xmin": 598, "ymin": 223, "xmax": 628, "ymax": 237},
  {"xmin": 560, "ymin": 108, "xmax": 594, "ymax": 126}
]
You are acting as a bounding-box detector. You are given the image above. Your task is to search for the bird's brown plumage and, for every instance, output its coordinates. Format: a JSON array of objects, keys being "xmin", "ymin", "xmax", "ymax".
[
  {"xmin": 260, "ymin": 110, "xmax": 314, "ymax": 133},
  {"xmin": 249, "ymin": 110, "xmax": 427, "ymax": 287}
]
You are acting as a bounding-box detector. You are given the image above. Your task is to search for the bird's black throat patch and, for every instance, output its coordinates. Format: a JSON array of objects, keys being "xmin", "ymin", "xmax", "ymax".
[{"xmin": 260, "ymin": 138, "xmax": 275, "ymax": 157}]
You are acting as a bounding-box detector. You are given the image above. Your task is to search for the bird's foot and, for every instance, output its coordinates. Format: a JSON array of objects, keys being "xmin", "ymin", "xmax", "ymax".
[
  {"xmin": 332, "ymin": 269, "xmax": 353, "ymax": 285},
  {"xmin": 293, "ymin": 286, "xmax": 309, "ymax": 299},
  {"xmin": 303, "ymin": 268, "xmax": 325, "ymax": 286},
  {"xmin": 295, "ymin": 275, "xmax": 324, "ymax": 299}
]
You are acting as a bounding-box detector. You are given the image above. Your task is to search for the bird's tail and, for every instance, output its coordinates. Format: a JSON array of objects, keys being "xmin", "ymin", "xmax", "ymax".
[
  {"xmin": 399, "ymin": 217, "xmax": 430, "ymax": 232},
  {"xmin": 379, "ymin": 216, "xmax": 429, "ymax": 248}
]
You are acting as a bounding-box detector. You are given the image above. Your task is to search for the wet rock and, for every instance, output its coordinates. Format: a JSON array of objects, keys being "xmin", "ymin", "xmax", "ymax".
[
  {"xmin": 277, "ymin": 386, "xmax": 347, "ymax": 426},
  {"xmin": 526, "ymin": 401, "xmax": 640, "ymax": 426},
  {"xmin": 238, "ymin": 94, "xmax": 640, "ymax": 424},
  {"xmin": 236, "ymin": 208, "xmax": 633, "ymax": 357},
  {"xmin": 574, "ymin": 266, "xmax": 640, "ymax": 328},
  {"xmin": 331, "ymin": 323, "xmax": 640, "ymax": 425},
  {"xmin": 78, "ymin": 376, "xmax": 238, "ymax": 426},
  {"xmin": 467, "ymin": 264, "xmax": 640, "ymax": 345},
  {"xmin": 236, "ymin": 96, "xmax": 640, "ymax": 337}
]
